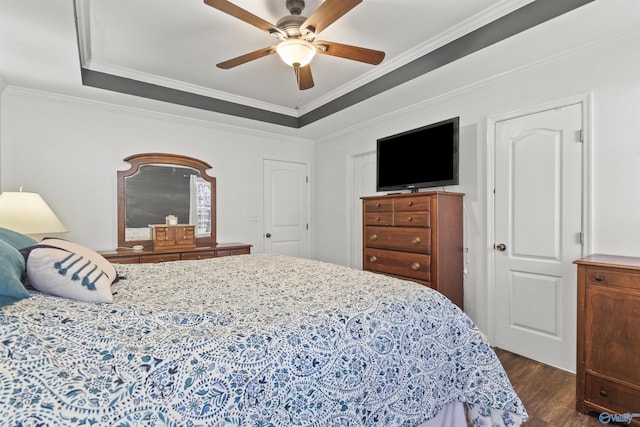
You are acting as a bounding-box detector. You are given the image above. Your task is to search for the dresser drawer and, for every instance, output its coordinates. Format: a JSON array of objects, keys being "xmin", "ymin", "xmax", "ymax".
[
  {"xmin": 393, "ymin": 212, "xmax": 430, "ymax": 227},
  {"xmin": 364, "ymin": 248, "xmax": 431, "ymax": 282},
  {"xmin": 216, "ymin": 247, "xmax": 251, "ymax": 257},
  {"xmin": 106, "ymin": 255, "xmax": 141, "ymax": 264},
  {"xmin": 140, "ymin": 253, "xmax": 181, "ymax": 263},
  {"xmin": 364, "ymin": 212, "xmax": 393, "ymax": 226},
  {"xmin": 364, "ymin": 226, "xmax": 431, "ymax": 253},
  {"xmin": 585, "ymin": 374, "xmax": 640, "ymax": 414},
  {"xmin": 364, "ymin": 199, "xmax": 393, "ymax": 212},
  {"xmin": 393, "ymin": 196, "xmax": 430, "ymax": 212},
  {"xmin": 585, "ymin": 266, "xmax": 640, "ymax": 290},
  {"xmin": 181, "ymin": 251, "xmax": 217, "ymax": 261}
]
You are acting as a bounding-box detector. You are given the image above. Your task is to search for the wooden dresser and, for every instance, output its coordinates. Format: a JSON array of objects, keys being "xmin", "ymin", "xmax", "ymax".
[
  {"xmin": 362, "ymin": 191, "xmax": 464, "ymax": 309},
  {"xmin": 100, "ymin": 243, "xmax": 251, "ymax": 264},
  {"xmin": 575, "ymin": 254, "xmax": 640, "ymax": 424}
]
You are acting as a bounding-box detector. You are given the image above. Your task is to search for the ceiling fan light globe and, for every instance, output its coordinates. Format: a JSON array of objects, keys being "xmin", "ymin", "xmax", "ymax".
[{"xmin": 276, "ymin": 39, "xmax": 316, "ymax": 67}]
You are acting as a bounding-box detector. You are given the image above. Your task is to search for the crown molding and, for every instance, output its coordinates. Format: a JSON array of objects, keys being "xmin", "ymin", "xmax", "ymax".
[
  {"xmin": 298, "ymin": 0, "xmax": 536, "ymax": 115},
  {"xmin": 315, "ymin": 26, "xmax": 638, "ymax": 144},
  {"xmin": 83, "ymin": 60, "xmax": 299, "ymax": 117},
  {"xmin": 3, "ymin": 85, "xmax": 313, "ymax": 145}
]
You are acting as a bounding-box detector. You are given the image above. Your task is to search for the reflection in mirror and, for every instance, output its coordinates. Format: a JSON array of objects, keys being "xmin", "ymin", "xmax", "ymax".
[
  {"xmin": 117, "ymin": 153, "xmax": 216, "ymax": 249},
  {"xmin": 124, "ymin": 165, "xmax": 211, "ymax": 241}
]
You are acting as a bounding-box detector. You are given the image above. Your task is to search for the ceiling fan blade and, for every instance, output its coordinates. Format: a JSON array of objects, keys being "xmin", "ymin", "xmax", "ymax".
[
  {"xmin": 216, "ymin": 46, "xmax": 276, "ymax": 69},
  {"xmin": 204, "ymin": 0, "xmax": 286, "ymax": 38},
  {"xmin": 294, "ymin": 65, "xmax": 314, "ymax": 90},
  {"xmin": 315, "ymin": 41, "xmax": 385, "ymax": 65},
  {"xmin": 300, "ymin": 0, "xmax": 362, "ymax": 38}
]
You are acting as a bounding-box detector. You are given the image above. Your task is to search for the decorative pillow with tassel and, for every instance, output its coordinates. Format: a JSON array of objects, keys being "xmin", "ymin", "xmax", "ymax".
[{"xmin": 20, "ymin": 238, "xmax": 118, "ymax": 303}]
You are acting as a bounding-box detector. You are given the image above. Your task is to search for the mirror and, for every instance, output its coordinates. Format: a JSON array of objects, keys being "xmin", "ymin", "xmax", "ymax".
[{"xmin": 117, "ymin": 153, "xmax": 216, "ymax": 249}]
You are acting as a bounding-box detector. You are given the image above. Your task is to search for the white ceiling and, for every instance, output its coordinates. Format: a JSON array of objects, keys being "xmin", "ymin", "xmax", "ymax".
[
  {"xmin": 76, "ymin": 0, "xmax": 518, "ymax": 115},
  {"xmin": 1, "ymin": 0, "xmax": 638, "ymax": 139}
]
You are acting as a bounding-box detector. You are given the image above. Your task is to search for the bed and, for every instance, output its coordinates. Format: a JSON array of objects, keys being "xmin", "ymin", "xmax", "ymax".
[{"xmin": 0, "ymin": 239, "xmax": 527, "ymax": 426}]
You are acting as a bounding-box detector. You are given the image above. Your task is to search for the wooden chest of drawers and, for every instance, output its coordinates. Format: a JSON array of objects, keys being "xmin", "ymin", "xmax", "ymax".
[
  {"xmin": 150, "ymin": 224, "xmax": 196, "ymax": 250},
  {"xmin": 362, "ymin": 191, "xmax": 464, "ymax": 309},
  {"xmin": 575, "ymin": 255, "xmax": 640, "ymax": 424}
]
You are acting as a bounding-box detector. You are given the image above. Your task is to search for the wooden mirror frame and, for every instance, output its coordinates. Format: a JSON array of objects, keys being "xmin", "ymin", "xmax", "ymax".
[{"xmin": 117, "ymin": 153, "xmax": 216, "ymax": 249}]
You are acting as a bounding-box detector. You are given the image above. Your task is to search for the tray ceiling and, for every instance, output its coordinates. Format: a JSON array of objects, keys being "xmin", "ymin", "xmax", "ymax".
[{"xmin": 74, "ymin": 0, "xmax": 593, "ymax": 128}]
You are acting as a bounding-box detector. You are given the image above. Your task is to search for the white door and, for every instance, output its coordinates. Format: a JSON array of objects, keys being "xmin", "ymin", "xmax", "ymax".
[
  {"xmin": 494, "ymin": 103, "xmax": 583, "ymax": 372},
  {"xmin": 351, "ymin": 151, "xmax": 377, "ymax": 269},
  {"xmin": 263, "ymin": 159, "xmax": 310, "ymax": 258}
]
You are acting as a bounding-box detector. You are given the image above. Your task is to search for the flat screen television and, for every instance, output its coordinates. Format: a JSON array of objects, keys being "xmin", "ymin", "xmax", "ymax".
[{"xmin": 376, "ymin": 117, "xmax": 459, "ymax": 192}]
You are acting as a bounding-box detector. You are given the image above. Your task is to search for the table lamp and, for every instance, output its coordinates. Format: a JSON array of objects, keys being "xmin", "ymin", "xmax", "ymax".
[{"xmin": 0, "ymin": 189, "xmax": 67, "ymax": 237}]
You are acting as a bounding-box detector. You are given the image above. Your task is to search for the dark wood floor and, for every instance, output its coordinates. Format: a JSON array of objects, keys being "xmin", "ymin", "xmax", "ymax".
[{"xmin": 494, "ymin": 348, "xmax": 604, "ymax": 426}]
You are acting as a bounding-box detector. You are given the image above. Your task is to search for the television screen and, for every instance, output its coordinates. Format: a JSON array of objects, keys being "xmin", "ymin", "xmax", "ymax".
[{"xmin": 376, "ymin": 117, "xmax": 459, "ymax": 192}]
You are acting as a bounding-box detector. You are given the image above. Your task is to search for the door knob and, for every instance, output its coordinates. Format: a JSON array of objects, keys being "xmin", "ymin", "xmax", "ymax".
[
  {"xmin": 495, "ymin": 243, "xmax": 507, "ymax": 252},
  {"xmin": 265, "ymin": 233, "xmax": 271, "ymax": 238}
]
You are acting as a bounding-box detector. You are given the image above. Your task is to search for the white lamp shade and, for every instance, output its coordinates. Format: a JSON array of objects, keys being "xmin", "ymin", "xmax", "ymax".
[
  {"xmin": 276, "ymin": 39, "xmax": 316, "ymax": 67},
  {"xmin": 0, "ymin": 191, "xmax": 67, "ymax": 235}
]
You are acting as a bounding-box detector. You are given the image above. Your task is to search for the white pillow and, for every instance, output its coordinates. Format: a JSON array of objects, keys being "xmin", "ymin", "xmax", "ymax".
[{"xmin": 22, "ymin": 238, "xmax": 117, "ymax": 303}]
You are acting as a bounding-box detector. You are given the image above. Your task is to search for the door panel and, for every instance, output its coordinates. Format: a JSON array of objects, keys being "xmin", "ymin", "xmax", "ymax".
[
  {"xmin": 494, "ymin": 103, "xmax": 583, "ymax": 372},
  {"xmin": 263, "ymin": 159, "xmax": 309, "ymax": 258},
  {"xmin": 512, "ymin": 130, "xmax": 560, "ymax": 259},
  {"xmin": 510, "ymin": 271, "xmax": 560, "ymax": 336}
]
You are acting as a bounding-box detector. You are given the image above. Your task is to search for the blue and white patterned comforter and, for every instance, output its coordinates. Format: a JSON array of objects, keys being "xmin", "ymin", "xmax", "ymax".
[{"xmin": 0, "ymin": 254, "xmax": 527, "ymax": 426}]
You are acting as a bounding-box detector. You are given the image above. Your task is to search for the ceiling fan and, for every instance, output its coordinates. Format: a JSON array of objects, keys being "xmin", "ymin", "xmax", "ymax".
[{"xmin": 204, "ymin": 0, "xmax": 385, "ymax": 90}]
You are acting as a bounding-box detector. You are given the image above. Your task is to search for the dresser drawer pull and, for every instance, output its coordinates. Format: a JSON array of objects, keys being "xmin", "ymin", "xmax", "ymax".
[
  {"xmin": 369, "ymin": 256, "xmax": 378, "ymax": 263},
  {"xmin": 411, "ymin": 236, "xmax": 421, "ymax": 245},
  {"xmin": 375, "ymin": 216, "xmax": 381, "ymax": 222},
  {"xmin": 407, "ymin": 201, "xmax": 413, "ymax": 207},
  {"xmin": 599, "ymin": 389, "xmax": 608, "ymax": 397},
  {"xmin": 375, "ymin": 203, "xmax": 381, "ymax": 208},
  {"xmin": 407, "ymin": 216, "xmax": 413, "ymax": 222},
  {"xmin": 370, "ymin": 234, "xmax": 378, "ymax": 241},
  {"xmin": 595, "ymin": 275, "xmax": 604, "ymax": 282},
  {"xmin": 411, "ymin": 262, "xmax": 421, "ymax": 271}
]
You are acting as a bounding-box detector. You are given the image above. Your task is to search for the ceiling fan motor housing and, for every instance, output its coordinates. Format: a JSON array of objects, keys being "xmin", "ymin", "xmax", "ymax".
[
  {"xmin": 286, "ymin": 0, "xmax": 305, "ymax": 15},
  {"xmin": 276, "ymin": 14, "xmax": 307, "ymax": 37}
]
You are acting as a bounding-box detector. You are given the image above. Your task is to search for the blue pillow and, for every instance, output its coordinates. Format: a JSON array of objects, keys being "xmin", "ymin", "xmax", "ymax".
[
  {"xmin": 0, "ymin": 227, "xmax": 37, "ymax": 250},
  {"xmin": 0, "ymin": 239, "xmax": 30, "ymax": 307}
]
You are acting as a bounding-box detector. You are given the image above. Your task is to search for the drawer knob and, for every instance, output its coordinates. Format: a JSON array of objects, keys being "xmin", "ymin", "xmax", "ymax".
[
  {"xmin": 370, "ymin": 234, "xmax": 378, "ymax": 241},
  {"xmin": 599, "ymin": 389, "xmax": 608, "ymax": 397},
  {"xmin": 411, "ymin": 262, "xmax": 421, "ymax": 271},
  {"xmin": 412, "ymin": 236, "xmax": 421, "ymax": 245},
  {"xmin": 407, "ymin": 201, "xmax": 413, "ymax": 207},
  {"xmin": 376, "ymin": 216, "xmax": 381, "ymax": 222},
  {"xmin": 407, "ymin": 216, "xmax": 413, "ymax": 222},
  {"xmin": 375, "ymin": 203, "xmax": 381, "ymax": 208},
  {"xmin": 595, "ymin": 275, "xmax": 604, "ymax": 282},
  {"xmin": 369, "ymin": 256, "xmax": 378, "ymax": 263}
]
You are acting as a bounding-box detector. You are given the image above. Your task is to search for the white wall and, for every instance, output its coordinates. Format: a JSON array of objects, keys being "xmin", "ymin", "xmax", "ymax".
[
  {"xmin": 313, "ymin": 29, "xmax": 640, "ymax": 332},
  {"xmin": 0, "ymin": 89, "xmax": 314, "ymax": 252}
]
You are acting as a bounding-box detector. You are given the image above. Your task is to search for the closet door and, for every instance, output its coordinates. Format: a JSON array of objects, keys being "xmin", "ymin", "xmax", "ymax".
[
  {"xmin": 493, "ymin": 103, "xmax": 584, "ymax": 371},
  {"xmin": 263, "ymin": 159, "xmax": 310, "ymax": 258}
]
